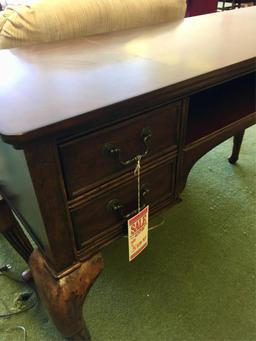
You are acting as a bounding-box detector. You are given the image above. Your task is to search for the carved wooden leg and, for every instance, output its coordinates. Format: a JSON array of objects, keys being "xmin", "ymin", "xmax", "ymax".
[
  {"xmin": 29, "ymin": 249, "xmax": 104, "ymax": 340},
  {"xmin": 0, "ymin": 196, "xmax": 33, "ymax": 262},
  {"xmin": 228, "ymin": 130, "xmax": 245, "ymax": 164}
]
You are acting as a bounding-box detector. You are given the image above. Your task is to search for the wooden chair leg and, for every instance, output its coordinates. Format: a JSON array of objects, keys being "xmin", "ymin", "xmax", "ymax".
[
  {"xmin": 0, "ymin": 196, "xmax": 33, "ymax": 262},
  {"xmin": 228, "ymin": 130, "xmax": 245, "ymax": 164},
  {"xmin": 29, "ymin": 249, "xmax": 104, "ymax": 340}
]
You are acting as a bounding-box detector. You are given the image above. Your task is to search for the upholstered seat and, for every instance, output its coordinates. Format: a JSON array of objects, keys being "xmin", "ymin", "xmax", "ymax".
[{"xmin": 0, "ymin": 0, "xmax": 186, "ymax": 49}]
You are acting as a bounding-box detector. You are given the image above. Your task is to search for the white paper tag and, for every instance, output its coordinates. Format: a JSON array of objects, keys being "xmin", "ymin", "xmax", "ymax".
[{"xmin": 128, "ymin": 206, "xmax": 149, "ymax": 262}]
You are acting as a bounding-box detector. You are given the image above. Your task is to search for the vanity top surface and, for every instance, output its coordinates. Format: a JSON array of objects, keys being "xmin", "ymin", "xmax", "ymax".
[{"xmin": 0, "ymin": 7, "xmax": 255, "ymax": 138}]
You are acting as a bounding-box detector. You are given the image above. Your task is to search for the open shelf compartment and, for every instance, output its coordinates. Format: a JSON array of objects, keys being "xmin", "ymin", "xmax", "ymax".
[{"xmin": 186, "ymin": 72, "xmax": 255, "ymax": 145}]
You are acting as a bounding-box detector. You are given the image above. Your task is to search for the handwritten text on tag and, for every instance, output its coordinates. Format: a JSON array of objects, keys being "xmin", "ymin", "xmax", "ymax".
[{"xmin": 128, "ymin": 206, "xmax": 149, "ymax": 261}]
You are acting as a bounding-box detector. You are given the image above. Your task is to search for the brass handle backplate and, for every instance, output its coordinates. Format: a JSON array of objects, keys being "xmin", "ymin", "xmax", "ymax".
[
  {"xmin": 107, "ymin": 184, "xmax": 150, "ymax": 233},
  {"xmin": 102, "ymin": 127, "xmax": 152, "ymax": 167}
]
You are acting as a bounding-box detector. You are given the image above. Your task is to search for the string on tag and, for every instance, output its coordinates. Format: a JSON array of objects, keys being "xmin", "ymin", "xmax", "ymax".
[{"xmin": 134, "ymin": 155, "xmax": 142, "ymax": 213}]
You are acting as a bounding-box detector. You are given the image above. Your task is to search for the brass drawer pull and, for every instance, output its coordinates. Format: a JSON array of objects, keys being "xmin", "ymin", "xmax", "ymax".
[
  {"xmin": 102, "ymin": 127, "xmax": 152, "ymax": 166},
  {"xmin": 107, "ymin": 184, "xmax": 150, "ymax": 222}
]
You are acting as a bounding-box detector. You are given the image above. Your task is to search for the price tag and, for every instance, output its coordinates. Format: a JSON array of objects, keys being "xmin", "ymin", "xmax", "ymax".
[{"xmin": 128, "ymin": 205, "xmax": 149, "ymax": 262}]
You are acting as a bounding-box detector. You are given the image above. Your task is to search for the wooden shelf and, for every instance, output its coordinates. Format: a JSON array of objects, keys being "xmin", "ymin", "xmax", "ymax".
[{"xmin": 186, "ymin": 72, "xmax": 255, "ymax": 144}]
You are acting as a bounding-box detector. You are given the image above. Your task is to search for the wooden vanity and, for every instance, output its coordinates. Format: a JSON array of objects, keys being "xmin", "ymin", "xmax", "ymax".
[{"xmin": 0, "ymin": 7, "xmax": 255, "ymax": 340}]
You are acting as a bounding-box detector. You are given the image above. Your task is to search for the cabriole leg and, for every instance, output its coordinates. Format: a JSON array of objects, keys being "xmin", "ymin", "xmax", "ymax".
[
  {"xmin": 228, "ymin": 130, "xmax": 245, "ymax": 164},
  {"xmin": 29, "ymin": 249, "xmax": 104, "ymax": 340}
]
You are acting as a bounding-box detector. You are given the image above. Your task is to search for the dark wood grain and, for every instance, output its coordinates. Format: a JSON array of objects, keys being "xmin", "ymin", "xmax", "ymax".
[
  {"xmin": 0, "ymin": 195, "xmax": 33, "ymax": 262},
  {"xmin": 228, "ymin": 130, "xmax": 245, "ymax": 164},
  {"xmin": 0, "ymin": 8, "xmax": 255, "ymax": 145},
  {"xmin": 178, "ymin": 113, "xmax": 256, "ymax": 193},
  {"xmin": 24, "ymin": 138, "xmax": 76, "ymax": 273},
  {"xmin": 70, "ymin": 157, "xmax": 176, "ymax": 249},
  {"xmin": 29, "ymin": 249, "xmax": 103, "ymax": 340},
  {"xmin": 0, "ymin": 8, "xmax": 255, "ymax": 340},
  {"xmin": 59, "ymin": 102, "xmax": 180, "ymax": 198},
  {"xmin": 186, "ymin": 73, "xmax": 255, "ymax": 144}
]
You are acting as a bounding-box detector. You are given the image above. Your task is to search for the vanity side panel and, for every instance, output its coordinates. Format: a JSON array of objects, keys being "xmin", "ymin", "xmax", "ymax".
[{"xmin": 0, "ymin": 138, "xmax": 48, "ymax": 248}]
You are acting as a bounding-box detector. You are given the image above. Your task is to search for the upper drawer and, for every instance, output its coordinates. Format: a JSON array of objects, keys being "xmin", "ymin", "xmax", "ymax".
[{"xmin": 59, "ymin": 101, "xmax": 181, "ymax": 198}]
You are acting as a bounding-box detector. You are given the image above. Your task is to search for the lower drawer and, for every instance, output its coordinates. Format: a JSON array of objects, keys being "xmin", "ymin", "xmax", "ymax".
[{"xmin": 70, "ymin": 158, "xmax": 176, "ymax": 250}]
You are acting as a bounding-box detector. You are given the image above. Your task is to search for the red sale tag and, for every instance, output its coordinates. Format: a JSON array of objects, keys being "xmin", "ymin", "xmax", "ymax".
[{"xmin": 128, "ymin": 206, "xmax": 149, "ymax": 262}]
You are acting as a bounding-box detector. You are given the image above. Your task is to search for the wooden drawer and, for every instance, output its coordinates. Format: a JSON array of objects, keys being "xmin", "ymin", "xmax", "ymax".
[
  {"xmin": 70, "ymin": 157, "xmax": 176, "ymax": 250},
  {"xmin": 59, "ymin": 102, "xmax": 180, "ymax": 198}
]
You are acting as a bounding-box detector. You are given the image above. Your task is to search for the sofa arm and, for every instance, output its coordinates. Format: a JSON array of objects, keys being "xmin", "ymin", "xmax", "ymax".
[{"xmin": 0, "ymin": 0, "xmax": 186, "ymax": 49}]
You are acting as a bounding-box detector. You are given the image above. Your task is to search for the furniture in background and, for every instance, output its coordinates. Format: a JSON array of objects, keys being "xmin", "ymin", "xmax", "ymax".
[
  {"xmin": 186, "ymin": 0, "xmax": 256, "ymax": 15},
  {"xmin": 0, "ymin": 0, "xmax": 39, "ymax": 9},
  {"xmin": 218, "ymin": 0, "xmax": 256, "ymax": 10},
  {"xmin": 0, "ymin": 0, "xmax": 186, "ymax": 49},
  {"xmin": 0, "ymin": 6, "xmax": 255, "ymax": 341},
  {"xmin": 238, "ymin": 0, "xmax": 256, "ymax": 5},
  {"xmin": 186, "ymin": 0, "xmax": 218, "ymax": 16},
  {"xmin": 218, "ymin": 1, "xmax": 236, "ymax": 10}
]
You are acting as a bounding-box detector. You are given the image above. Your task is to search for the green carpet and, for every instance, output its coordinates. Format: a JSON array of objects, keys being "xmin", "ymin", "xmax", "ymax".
[{"xmin": 0, "ymin": 125, "xmax": 255, "ymax": 341}]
